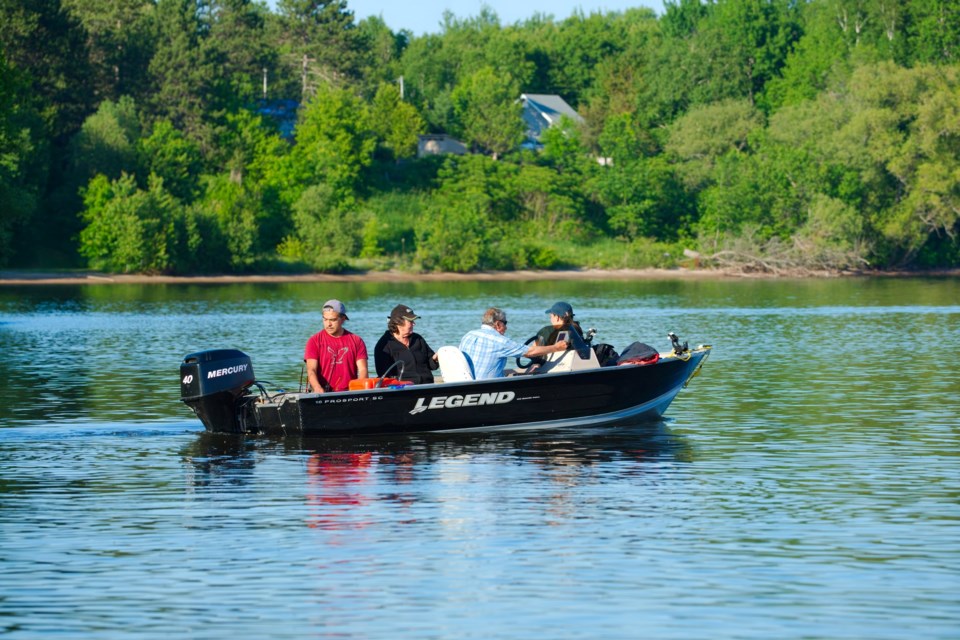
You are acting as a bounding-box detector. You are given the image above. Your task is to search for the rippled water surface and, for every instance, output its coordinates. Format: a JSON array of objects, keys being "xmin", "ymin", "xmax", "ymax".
[{"xmin": 2, "ymin": 277, "xmax": 959, "ymax": 639}]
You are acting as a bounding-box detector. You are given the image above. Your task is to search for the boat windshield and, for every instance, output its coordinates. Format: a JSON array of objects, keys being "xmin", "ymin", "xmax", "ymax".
[{"xmin": 559, "ymin": 327, "xmax": 592, "ymax": 360}]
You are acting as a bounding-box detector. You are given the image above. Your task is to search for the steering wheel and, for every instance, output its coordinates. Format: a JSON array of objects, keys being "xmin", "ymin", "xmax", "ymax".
[{"xmin": 515, "ymin": 335, "xmax": 539, "ymax": 369}]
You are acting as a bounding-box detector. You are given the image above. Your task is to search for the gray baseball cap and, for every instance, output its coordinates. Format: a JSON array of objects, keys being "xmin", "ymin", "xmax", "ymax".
[{"xmin": 323, "ymin": 299, "xmax": 349, "ymax": 320}]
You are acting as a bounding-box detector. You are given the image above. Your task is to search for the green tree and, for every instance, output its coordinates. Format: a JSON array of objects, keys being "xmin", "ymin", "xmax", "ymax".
[
  {"xmin": 145, "ymin": 0, "xmax": 217, "ymax": 150},
  {"xmin": 138, "ymin": 119, "xmax": 203, "ymax": 202},
  {"xmin": 204, "ymin": 0, "xmax": 273, "ymax": 106},
  {"xmin": 438, "ymin": 7, "xmax": 505, "ymax": 81},
  {"xmin": 762, "ymin": 1, "xmax": 850, "ymax": 110},
  {"xmin": 876, "ymin": 64, "xmax": 960, "ymax": 263},
  {"xmin": 215, "ymin": 108, "xmax": 292, "ymax": 250},
  {"xmin": 513, "ymin": 161, "xmax": 594, "ymax": 247},
  {"xmin": 415, "ymin": 155, "xmax": 516, "ymax": 271},
  {"xmin": 696, "ymin": 151, "xmax": 786, "ymax": 244},
  {"xmin": 640, "ymin": 24, "xmax": 741, "ymax": 124},
  {"xmin": 0, "ymin": 50, "xmax": 42, "ymax": 266},
  {"xmin": 49, "ymin": 95, "xmax": 142, "ymax": 264},
  {"xmin": 278, "ymin": 183, "xmax": 367, "ymax": 271},
  {"xmin": 545, "ymin": 10, "xmax": 633, "ymax": 105},
  {"xmin": 708, "ymin": 0, "xmax": 800, "ymax": 107},
  {"xmin": 538, "ymin": 116, "xmax": 590, "ymax": 174},
  {"xmin": 451, "ymin": 66, "xmax": 524, "ymax": 158},
  {"xmin": 395, "ymin": 33, "xmax": 458, "ymax": 131},
  {"xmin": 416, "ymin": 201, "xmax": 489, "ymax": 272},
  {"xmin": 194, "ymin": 172, "xmax": 261, "ymax": 269},
  {"xmin": 168, "ymin": 201, "xmax": 231, "ymax": 273},
  {"xmin": 577, "ymin": 10, "xmax": 661, "ymax": 152},
  {"xmin": 660, "ymin": 0, "xmax": 708, "ymax": 38},
  {"xmin": 78, "ymin": 172, "xmax": 178, "ymax": 273},
  {"xmin": 906, "ymin": 0, "xmax": 960, "ymax": 64},
  {"xmin": 793, "ymin": 193, "xmax": 869, "ymax": 269},
  {"xmin": 594, "ymin": 113, "xmax": 657, "ymax": 166},
  {"xmin": 666, "ymin": 98, "xmax": 766, "ymax": 190},
  {"xmin": 595, "ymin": 155, "xmax": 693, "ymax": 241},
  {"xmin": 524, "ymin": 122, "xmax": 602, "ymax": 245},
  {"xmin": 0, "ymin": 0, "xmax": 93, "ymax": 140},
  {"xmin": 290, "ymin": 82, "xmax": 376, "ymax": 202},
  {"xmin": 488, "ymin": 24, "xmax": 540, "ymax": 89},
  {"xmin": 276, "ymin": 0, "xmax": 363, "ymax": 95},
  {"xmin": 645, "ymin": 0, "xmax": 799, "ymax": 121},
  {"xmin": 764, "ymin": 96, "xmax": 867, "ymax": 212},
  {"xmin": 70, "ymin": 96, "xmax": 141, "ymax": 183},
  {"xmin": 396, "ymin": 8, "xmax": 507, "ymax": 133},
  {"xmin": 369, "ymin": 82, "xmax": 425, "ymax": 160},
  {"xmin": 355, "ymin": 15, "xmax": 407, "ymax": 91},
  {"xmin": 61, "ymin": 0, "xmax": 155, "ymax": 102}
]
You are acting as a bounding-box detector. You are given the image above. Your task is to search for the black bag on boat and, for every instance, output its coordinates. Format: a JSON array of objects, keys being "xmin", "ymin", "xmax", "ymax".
[
  {"xmin": 617, "ymin": 342, "xmax": 659, "ymax": 365},
  {"xmin": 592, "ymin": 343, "xmax": 620, "ymax": 367}
]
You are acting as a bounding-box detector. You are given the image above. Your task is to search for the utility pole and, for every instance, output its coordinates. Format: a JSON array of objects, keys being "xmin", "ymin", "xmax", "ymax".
[
  {"xmin": 262, "ymin": 67, "xmax": 268, "ymax": 100},
  {"xmin": 302, "ymin": 53, "xmax": 309, "ymax": 97},
  {"xmin": 398, "ymin": 75, "xmax": 404, "ymax": 100}
]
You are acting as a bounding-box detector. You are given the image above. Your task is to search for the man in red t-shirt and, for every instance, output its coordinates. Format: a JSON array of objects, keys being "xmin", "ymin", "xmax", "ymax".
[{"xmin": 304, "ymin": 299, "xmax": 368, "ymax": 393}]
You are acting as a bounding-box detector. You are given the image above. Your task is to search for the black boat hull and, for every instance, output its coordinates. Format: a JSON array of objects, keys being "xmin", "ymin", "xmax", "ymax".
[{"xmin": 181, "ymin": 347, "xmax": 710, "ymax": 436}]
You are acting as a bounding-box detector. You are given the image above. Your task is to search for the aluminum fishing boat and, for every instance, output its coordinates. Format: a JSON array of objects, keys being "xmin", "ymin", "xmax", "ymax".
[{"xmin": 179, "ymin": 331, "xmax": 710, "ymax": 437}]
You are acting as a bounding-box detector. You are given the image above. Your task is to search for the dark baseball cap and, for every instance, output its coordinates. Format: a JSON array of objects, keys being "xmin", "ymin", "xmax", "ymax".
[
  {"xmin": 545, "ymin": 301, "xmax": 574, "ymax": 316},
  {"xmin": 389, "ymin": 304, "xmax": 420, "ymax": 321}
]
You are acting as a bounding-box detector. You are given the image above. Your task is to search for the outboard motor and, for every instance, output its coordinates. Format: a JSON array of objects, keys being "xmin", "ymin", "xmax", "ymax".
[{"xmin": 180, "ymin": 349, "xmax": 255, "ymax": 433}]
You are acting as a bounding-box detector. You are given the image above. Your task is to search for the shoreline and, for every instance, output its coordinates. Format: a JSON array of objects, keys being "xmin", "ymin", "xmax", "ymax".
[{"xmin": 1, "ymin": 267, "xmax": 958, "ymax": 286}]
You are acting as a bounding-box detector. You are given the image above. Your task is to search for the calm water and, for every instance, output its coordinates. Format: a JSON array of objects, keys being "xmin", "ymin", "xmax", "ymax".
[{"xmin": 1, "ymin": 277, "xmax": 958, "ymax": 639}]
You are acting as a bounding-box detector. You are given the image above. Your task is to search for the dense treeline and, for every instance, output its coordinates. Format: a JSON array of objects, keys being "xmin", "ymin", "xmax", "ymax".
[{"xmin": 1, "ymin": 0, "xmax": 958, "ymax": 274}]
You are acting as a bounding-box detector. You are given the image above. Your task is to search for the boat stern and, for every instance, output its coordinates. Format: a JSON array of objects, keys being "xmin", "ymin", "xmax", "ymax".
[{"xmin": 180, "ymin": 349, "xmax": 255, "ymax": 433}]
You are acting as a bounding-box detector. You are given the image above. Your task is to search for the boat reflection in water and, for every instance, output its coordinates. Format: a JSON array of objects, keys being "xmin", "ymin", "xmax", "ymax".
[
  {"xmin": 181, "ymin": 419, "xmax": 695, "ymax": 528},
  {"xmin": 183, "ymin": 419, "xmax": 694, "ymax": 470}
]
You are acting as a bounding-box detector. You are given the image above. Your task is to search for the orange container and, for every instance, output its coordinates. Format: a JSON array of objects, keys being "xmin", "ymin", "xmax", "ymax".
[
  {"xmin": 348, "ymin": 378, "xmax": 378, "ymax": 390},
  {"xmin": 348, "ymin": 377, "xmax": 411, "ymax": 391}
]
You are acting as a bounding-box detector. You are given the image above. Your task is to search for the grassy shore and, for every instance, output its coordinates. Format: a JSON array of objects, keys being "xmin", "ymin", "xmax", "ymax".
[
  {"xmin": 0, "ymin": 267, "xmax": 736, "ymax": 285},
  {"xmin": 1, "ymin": 267, "xmax": 957, "ymax": 286}
]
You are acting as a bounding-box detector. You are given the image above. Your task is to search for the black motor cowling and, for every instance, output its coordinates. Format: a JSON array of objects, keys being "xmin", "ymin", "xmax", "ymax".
[{"xmin": 180, "ymin": 349, "xmax": 255, "ymax": 433}]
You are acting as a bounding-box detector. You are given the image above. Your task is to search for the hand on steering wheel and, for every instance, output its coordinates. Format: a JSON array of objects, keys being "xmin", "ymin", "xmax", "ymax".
[{"xmin": 515, "ymin": 335, "xmax": 539, "ymax": 369}]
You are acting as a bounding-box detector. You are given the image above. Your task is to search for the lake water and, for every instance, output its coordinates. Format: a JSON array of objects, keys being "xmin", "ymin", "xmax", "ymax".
[{"xmin": 1, "ymin": 276, "xmax": 959, "ymax": 639}]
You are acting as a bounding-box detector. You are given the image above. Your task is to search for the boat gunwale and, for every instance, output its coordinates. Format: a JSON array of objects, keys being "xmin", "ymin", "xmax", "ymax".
[{"xmin": 260, "ymin": 346, "xmax": 713, "ymax": 404}]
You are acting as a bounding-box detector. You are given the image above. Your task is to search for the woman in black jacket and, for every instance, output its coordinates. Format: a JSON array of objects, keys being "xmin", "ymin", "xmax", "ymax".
[{"xmin": 373, "ymin": 304, "xmax": 439, "ymax": 384}]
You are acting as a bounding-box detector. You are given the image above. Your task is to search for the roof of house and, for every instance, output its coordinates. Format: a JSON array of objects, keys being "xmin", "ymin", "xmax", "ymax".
[{"xmin": 520, "ymin": 94, "xmax": 585, "ymax": 125}]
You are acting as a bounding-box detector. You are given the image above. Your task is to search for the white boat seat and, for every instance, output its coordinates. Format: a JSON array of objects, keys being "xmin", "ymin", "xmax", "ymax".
[
  {"xmin": 535, "ymin": 328, "xmax": 602, "ymax": 374},
  {"xmin": 536, "ymin": 346, "xmax": 602, "ymax": 373},
  {"xmin": 437, "ymin": 346, "xmax": 475, "ymax": 382}
]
